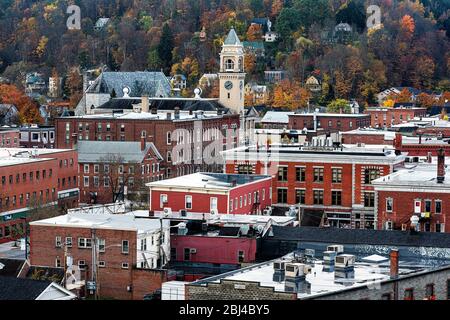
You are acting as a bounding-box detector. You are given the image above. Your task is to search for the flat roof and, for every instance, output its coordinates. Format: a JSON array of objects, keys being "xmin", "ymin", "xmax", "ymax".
[
  {"xmin": 146, "ymin": 172, "xmax": 271, "ymax": 191},
  {"xmin": 290, "ymin": 113, "xmax": 369, "ymax": 118},
  {"xmin": 192, "ymin": 251, "xmax": 440, "ymax": 299},
  {"xmin": 30, "ymin": 212, "xmax": 165, "ymax": 233},
  {"xmin": 0, "ymin": 147, "xmax": 73, "ymax": 167},
  {"xmin": 261, "ymin": 111, "xmax": 294, "ymax": 124},
  {"xmin": 61, "ymin": 110, "xmax": 227, "ymax": 121}
]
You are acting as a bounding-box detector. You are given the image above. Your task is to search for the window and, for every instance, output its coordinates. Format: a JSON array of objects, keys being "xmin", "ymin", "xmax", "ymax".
[
  {"xmin": 140, "ymin": 239, "xmax": 147, "ymax": 251},
  {"xmin": 386, "ymin": 198, "xmax": 393, "ymax": 212},
  {"xmin": 99, "ymin": 261, "xmax": 106, "ymax": 268},
  {"xmin": 277, "ymin": 188, "xmax": 288, "ymax": 204},
  {"xmin": 230, "ymin": 199, "xmax": 233, "ymax": 212},
  {"xmin": 98, "ymin": 239, "xmax": 105, "ymax": 252},
  {"xmin": 425, "ymin": 200, "xmax": 431, "ymax": 212},
  {"xmin": 104, "ymin": 164, "xmax": 110, "ymax": 173},
  {"xmin": 184, "ymin": 248, "xmax": 190, "ymax": 261},
  {"xmin": 160, "ymin": 194, "xmax": 168, "ymax": 208},
  {"xmin": 118, "ymin": 165, "xmax": 124, "ymax": 174},
  {"xmin": 425, "ymin": 284, "xmax": 435, "ymax": 299},
  {"xmin": 436, "ymin": 200, "xmax": 442, "ymax": 214},
  {"xmin": 83, "ymin": 176, "xmax": 89, "ymax": 187},
  {"xmin": 122, "ymin": 240, "xmax": 129, "ymax": 254},
  {"xmin": 185, "ymin": 195, "xmax": 192, "ymax": 209},
  {"xmin": 55, "ymin": 258, "xmax": 61, "ymax": 268},
  {"xmin": 210, "ymin": 197, "xmax": 218, "ymax": 211},
  {"xmin": 167, "ymin": 151, "xmax": 172, "ymax": 162},
  {"xmin": 314, "ymin": 190, "xmax": 324, "ymax": 205},
  {"xmin": 238, "ymin": 250, "xmax": 245, "ymax": 263},
  {"xmin": 332, "ymin": 168, "xmax": 342, "ymax": 183},
  {"xmin": 104, "ymin": 176, "xmax": 110, "ymax": 187},
  {"xmin": 83, "ymin": 164, "xmax": 89, "ymax": 174},
  {"xmin": 314, "ymin": 167, "xmax": 324, "ymax": 182},
  {"xmin": 404, "ymin": 288, "xmax": 414, "ymax": 300},
  {"xmin": 331, "ymin": 191, "xmax": 342, "ymax": 206},
  {"xmin": 364, "ymin": 169, "xmax": 380, "ymax": 184},
  {"xmin": 295, "ymin": 189, "xmax": 305, "ymax": 204},
  {"xmin": 278, "ymin": 166, "xmax": 288, "ymax": 181},
  {"xmin": 364, "ymin": 192, "xmax": 375, "ymax": 207},
  {"xmin": 240, "ymin": 196, "xmax": 243, "ymax": 208},
  {"xmin": 93, "ymin": 176, "xmax": 99, "ymax": 187},
  {"xmin": 78, "ymin": 238, "xmax": 92, "ymax": 248},
  {"xmin": 66, "ymin": 237, "xmax": 72, "ymax": 247},
  {"xmin": 296, "ymin": 167, "xmax": 306, "ymax": 182},
  {"xmin": 225, "ymin": 58, "xmax": 234, "ymax": 70},
  {"xmin": 121, "ymin": 263, "xmax": 129, "ymax": 269},
  {"xmin": 94, "ymin": 165, "xmax": 99, "ymax": 174},
  {"xmin": 167, "ymin": 132, "xmax": 172, "ymax": 144},
  {"xmin": 55, "ymin": 236, "xmax": 62, "ymax": 248}
]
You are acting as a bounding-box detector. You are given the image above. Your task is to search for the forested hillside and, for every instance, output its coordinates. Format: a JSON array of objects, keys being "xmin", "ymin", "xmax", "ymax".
[{"xmin": 1, "ymin": 0, "xmax": 450, "ymax": 106}]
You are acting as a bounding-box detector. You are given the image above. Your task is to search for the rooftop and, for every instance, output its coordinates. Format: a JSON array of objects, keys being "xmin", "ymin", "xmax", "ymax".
[
  {"xmin": 261, "ymin": 111, "xmax": 294, "ymax": 124},
  {"xmin": 61, "ymin": 110, "xmax": 227, "ymax": 121},
  {"xmin": 224, "ymin": 28, "xmax": 242, "ymax": 46},
  {"xmin": 372, "ymin": 164, "xmax": 450, "ymax": 189},
  {"xmin": 191, "ymin": 251, "xmax": 448, "ymax": 299},
  {"xmin": 30, "ymin": 212, "xmax": 166, "ymax": 234},
  {"xmin": 0, "ymin": 148, "xmax": 72, "ymax": 167},
  {"xmin": 77, "ymin": 140, "xmax": 162, "ymax": 163},
  {"xmin": 290, "ymin": 113, "xmax": 369, "ymax": 118},
  {"xmin": 146, "ymin": 172, "xmax": 271, "ymax": 191},
  {"xmin": 0, "ymin": 276, "xmax": 76, "ymax": 300}
]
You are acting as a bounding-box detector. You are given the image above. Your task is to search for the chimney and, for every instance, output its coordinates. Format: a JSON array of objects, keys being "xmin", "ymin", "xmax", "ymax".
[
  {"xmin": 394, "ymin": 133, "xmax": 402, "ymax": 151},
  {"xmin": 141, "ymin": 96, "xmax": 149, "ymax": 113},
  {"xmin": 390, "ymin": 249, "xmax": 399, "ymax": 279},
  {"xmin": 437, "ymin": 148, "xmax": 445, "ymax": 183},
  {"xmin": 140, "ymin": 132, "xmax": 146, "ymax": 151}
]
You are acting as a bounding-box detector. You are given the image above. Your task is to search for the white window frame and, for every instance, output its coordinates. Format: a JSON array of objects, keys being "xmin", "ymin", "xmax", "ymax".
[
  {"xmin": 160, "ymin": 194, "xmax": 168, "ymax": 208},
  {"xmin": 55, "ymin": 236, "xmax": 62, "ymax": 248},
  {"xmin": 122, "ymin": 240, "xmax": 129, "ymax": 254},
  {"xmin": 386, "ymin": 198, "xmax": 393, "ymax": 213},
  {"xmin": 83, "ymin": 164, "xmax": 89, "ymax": 174},
  {"xmin": 185, "ymin": 195, "xmax": 193, "ymax": 210},
  {"xmin": 210, "ymin": 197, "xmax": 218, "ymax": 211}
]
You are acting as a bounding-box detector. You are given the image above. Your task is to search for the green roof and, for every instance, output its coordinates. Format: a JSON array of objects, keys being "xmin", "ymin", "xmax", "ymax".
[{"xmin": 243, "ymin": 41, "xmax": 264, "ymax": 49}]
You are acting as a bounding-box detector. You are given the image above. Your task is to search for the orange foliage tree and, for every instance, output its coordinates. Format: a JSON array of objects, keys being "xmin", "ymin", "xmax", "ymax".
[
  {"xmin": 246, "ymin": 24, "xmax": 263, "ymax": 41},
  {"xmin": 272, "ymin": 79, "xmax": 310, "ymax": 110},
  {"xmin": 0, "ymin": 84, "xmax": 42, "ymax": 124}
]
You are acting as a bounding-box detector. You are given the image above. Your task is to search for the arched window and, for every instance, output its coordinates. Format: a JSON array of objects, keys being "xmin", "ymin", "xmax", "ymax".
[{"xmin": 225, "ymin": 58, "xmax": 234, "ymax": 71}]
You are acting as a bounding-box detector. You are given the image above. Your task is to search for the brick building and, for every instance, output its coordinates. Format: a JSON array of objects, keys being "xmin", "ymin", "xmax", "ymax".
[
  {"xmin": 0, "ymin": 128, "xmax": 20, "ymax": 148},
  {"xmin": 55, "ymin": 110, "xmax": 240, "ymax": 179},
  {"xmin": 373, "ymin": 150, "xmax": 449, "ymax": 233},
  {"xmin": 29, "ymin": 211, "xmax": 171, "ymax": 300},
  {"xmin": 223, "ymin": 143, "xmax": 405, "ymax": 229},
  {"xmin": 147, "ymin": 173, "xmax": 272, "ymax": 215},
  {"xmin": 288, "ymin": 113, "xmax": 371, "ymax": 133},
  {"xmin": 0, "ymin": 148, "xmax": 79, "ymax": 243},
  {"xmin": 365, "ymin": 107, "xmax": 427, "ymax": 128},
  {"xmin": 77, "ymin": 139, "xmax": 164, "ymax": 205},
  {"xmin": 19, "ymin": 125, "xmax": 55, "ymax": 148}
]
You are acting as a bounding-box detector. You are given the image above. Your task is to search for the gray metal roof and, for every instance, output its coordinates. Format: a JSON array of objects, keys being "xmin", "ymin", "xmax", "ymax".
[
  {"xmin": 86, "ymin": 72, "xmax": 172, "ymax": 98},
  {"xmin": 224, "ymin": 28, "xmax": 242, "ymax": 46},
  {"xmin": 77, "ymin": 140, "xmax": 162, "ymax": 163}
]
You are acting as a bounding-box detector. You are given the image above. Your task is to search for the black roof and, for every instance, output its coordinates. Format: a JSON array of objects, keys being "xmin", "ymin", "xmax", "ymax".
[
  {"xmin": 0, "ymin": 276, "xmax": 51, "ymax": 300},
  {"xmin": 0, "ymin": 259, "xmax": 24, "ymax": 277},
  {"xmin": 219, "ymin": 227, "xmax": 241, "ymax": 237},
  {"xmin": 267, "ymin": 226, "xmax": 450, "ymax": 248},
  {"xmin": 98, "ymin": 98, "xmax": 230, "ymax": 113},
  {"xmin": 429, "ymin": 105, "xmax": 450, "ymax": 116}
]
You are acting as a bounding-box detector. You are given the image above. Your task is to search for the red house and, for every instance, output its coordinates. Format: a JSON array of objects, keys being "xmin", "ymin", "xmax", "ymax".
[
  {"xmin": 373, "ymin": 149, "xmax": 449, "ymax": 233},
  {"xmin": 147, "ymin": 172, "xmax": 272, "ymax": 215},
  {"xmin": 365, "ymin": 107, "xmax": 427, "ymax": 128}
]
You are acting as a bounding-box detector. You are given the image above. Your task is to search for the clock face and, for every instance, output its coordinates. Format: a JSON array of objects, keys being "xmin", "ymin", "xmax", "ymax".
[{"xmin": 224, "ymin": 81, "xmax": 233, "ymax": 90}]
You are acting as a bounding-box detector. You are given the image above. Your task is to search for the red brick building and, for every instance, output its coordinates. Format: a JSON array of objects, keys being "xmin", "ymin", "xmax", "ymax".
[
  {"xmin": 29, "ymin": 211, "xmax": 171, "ymax": 300},
  {"xmin": 365, "ymin": 107, "xmax": 427, "ymax": 128},
  {"xmin": 55, "ymin": 110, "xmax": 240, "ymax": 179},
  {"xmin": 223, "ymin": 143, "xmax": 405, "ymax": 229},
  {"xmin": 147, "ymin": 172, "xmax": 272, "ymax": 215},
  {"xmin": 288, "ymin": 113, "xmax": 371, "ymax": 133},
  {"xmin": 19, "ymin": 125, "xmax": 56, "ymax": 148},
  {"xmin": 0, "ymin": 128, "xmax": 20, "ymax": 148},
  {"xmin": 77, "ymin": 139, "xmax": 164, "ymax": 205},
  {"xmin": 0, "ymin": 148, "xmax": 79, "ymax": 243},
  {"xmin": 373, "ymin": 150, "xmax": 449, "ymax": 233}
]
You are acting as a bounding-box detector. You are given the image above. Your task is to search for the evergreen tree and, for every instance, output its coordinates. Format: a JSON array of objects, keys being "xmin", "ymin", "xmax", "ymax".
[{"xmin": 157, "ymin": 23, "xmax": 174, "ymax": 73}]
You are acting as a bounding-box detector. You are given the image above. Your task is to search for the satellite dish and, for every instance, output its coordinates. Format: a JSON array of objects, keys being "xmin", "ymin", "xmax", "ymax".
[
  {"xmin": 122, "ymin": 86, "xmax": 131, "ymax": 98},
  {"xmin": 194, "ymin": 87, "xmax": 202, "ymax": 99}
]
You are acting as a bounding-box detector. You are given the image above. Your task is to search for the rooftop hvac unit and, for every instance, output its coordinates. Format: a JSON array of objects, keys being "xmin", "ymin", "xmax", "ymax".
[
  {"xmin": 285, "ymin": 263, "xmax": 310, "ymax": 278},
  {"xmin": 335, "ymin": 254, "xmax": 356, "ymax": 269},
  {"xmin": 327, "ymin": 245, "xmax": 344, "ymax": 254},
  {"xmin": 180, "ymin": 209, "xmax": 187, "ymax": 217},
  {"xmin": 273, "ymin": 260, "xmax": 286, "ymax": 272},
  {"xmin": 163, "ymin": 207, "xmax": 172, "ymax": 215},
  {"xmin": 304, "ymin": 249, "xmax": 315, "ymax": 258},
  {"xmin": 323, "ymin": 251, "xmax": 337, "ymax": 262}
]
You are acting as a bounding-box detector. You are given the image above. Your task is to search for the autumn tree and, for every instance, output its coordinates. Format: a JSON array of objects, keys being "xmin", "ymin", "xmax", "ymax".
[
  {"xmin": 327, "ymin": 99, "xmax": 351, "ymax": 114},
  {"xmin": 246, "ymin": 24, "xmax": 263, "ymax": 41},
  {"xmin": 272, "ymin": 79, "xmax": 310, "ymax": 110},
  {"xmin": 0, "ymin": 84, "xmax": 41, "ymax": 124}
]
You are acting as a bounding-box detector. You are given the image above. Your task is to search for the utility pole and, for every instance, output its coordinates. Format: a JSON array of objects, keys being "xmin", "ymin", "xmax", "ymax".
[
  {"xmin": 91, "ymin": 228, "xmax": 98, "ymax": 300},
  {"xmin": 63, "ymin": 242, "xmax": 68, "ymax": 289}
]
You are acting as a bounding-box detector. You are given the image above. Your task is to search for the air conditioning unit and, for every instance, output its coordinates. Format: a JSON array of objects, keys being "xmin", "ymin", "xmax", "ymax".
[
  {"xmin": 327, "ymin": 245, "xmax": 344, "ymax": 254},
  {"xmin": 163, "ymin": 207, "xmax": 172, "ymax": 215},
  {"xmin": 323, "ymin": 251, "xmax": 337, "ymax": 262},
  {"xmin": 210, "ymin": 209, "xmax": 218, "ymax": 215},
  {"xmin": 190, "ymin": 248, "xmax": 197, "ymax": 254},
  {"xmin": 273, "ymin": 260, "xmax": 286, "ymax": 272},
  {"xmin": 180, "ymin": 209, "xmax": 187, "ymax": 217},
  {"xmin": 335, "ymin": 254, "xmax": 355, "ymax": 269},
  {"xmin": 285, "ymin": 263, "xmax": 309, "ymax": 278},
  {"xmin": 304, "ymin": 249, "xmax": 315, "ymax": 258}
]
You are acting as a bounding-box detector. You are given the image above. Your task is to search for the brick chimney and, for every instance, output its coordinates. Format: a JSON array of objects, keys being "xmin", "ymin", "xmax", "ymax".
[
  {"xmin": 394, "ymin": 133, "xmax": 402, "ymax": 150},
  {"xmin": 140, "ymin": 132, "xmax": 146, "ymax": 151},
  {"xmin": 390, "ymin": 249, "xmax": 399, "ymax": 279},
  {"xmin": 437, "ymin": 148, "xmax": 445, "ymax": 183}
]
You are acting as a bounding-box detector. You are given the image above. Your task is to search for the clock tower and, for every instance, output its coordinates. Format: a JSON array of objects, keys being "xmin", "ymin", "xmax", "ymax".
[{"xmin": 219, "ymin": 28, "xmax": 245, "ymax": 114}]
